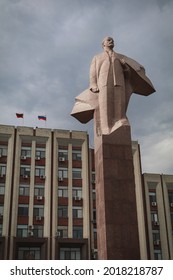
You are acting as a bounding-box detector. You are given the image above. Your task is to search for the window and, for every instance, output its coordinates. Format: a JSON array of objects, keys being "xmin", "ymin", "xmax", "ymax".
[
  {"xmin": 17, "ymin": 225, "xmax": 28, "ymax": 237},
  {"xmin": 92, "ymin": 189, "xmax": 96, "ymax": 200},
  {"xmin": 58, "ymin": 206, "xmax": 68, "ymax": 218},
  {"xmin": 19, "ymin": 185, "xmax": 29, "ymax": 196},
  {"xmin": 58, "ymin": 149, "xmax": 68, "ymax": 161},
  {"xmin": 92, "ymin": 172, "xmax": 95, "ymax": 183},
  {"xmin": 168, "ymin": 192, "xmax": 173, "ymax": 204},
  {"xmin": 170, "ymin": 213, "xmax": 173, "ymax": 223},
  {"xmin": 36, "ymin": 148, "xmax": 45, "ymax": 158},
  {"xmin": 0, "ymin": 205, "xmax": 4, "ymax": 215},
  {"xmin": 152, "ymin": 230, "xmax": 160, "ymax": 242},
  {"xmin": 21, "ymin": 147, "xmax": 31, "ymax": 158},
  {"xmin": 33, "ymin": 225, "xmax": 43, "ymax": 238},
  {"xmin": 94, "ymin": 228, "xmax": 97, "ymax": 240},
  {"xmin": 149, "ymin": 192, "xmax": 157, "ymax": 204},
  {"xmin": 73, "ymin": 207, "xmax": 82, "ymax": 218},
  {"xmin": 58, "ymin": 168, "xmax": 68, "ymax": 179},
  {"xmin": 35, "ymin": 167, "xmax": 45, "ymax": 177},
  {"xmin": 93, "ymin": 209, "xmax": 96, "ymax": 221},
  {"xmin": 151, "ymin": 212, "xmax": 159, "ymax": 222},
  {"xmin": 18, "ymin": 247, "xmax": 41, "ymax": 260},
  {"xmin": 166, "ymin": 183, "xmax": 173, "ymax": 188},
  {"xmin": 60, "ymin": 247, "xmax": 81, "ymax": 260},
  {"xmin": 73, "ymin": 226, "xmax": 83, "ymax": 239},
  {"xmin": 18, "ymin": 204, "xmax": 29, "ymax": 216},
  {"xmin": 57, "ymin": 226, "xmax": 68, "ymax": 238},
  {"xmin": 34, "ymin": 185, "xmax": 44, "ymax": 197},
  {"xmin": 0, "ymin": 165, "xmax": 6, "ymax": 176},
  {"xmin": 33, "ymin": 206, "xmax": 44, "ymax": 217},
  {"xmin": 72, "ymin": 168, "xmax": 82, "ymax": 179},
  {"xmin": 72, "ymin": 150, "xmax": 82, "ymax": 161},
  {"xmin": 58, "ymin": 187, "xmax": 68, "ymax": 197},
  {"xmin": 72, "ymin": 188, "xmax": 82, "ymax": 198},
  {"xmin": 0, "ymin": 224, "xmax": 2, "ymax": 236},
  {"xmin": 20, "ymin": 166, "xmax": 30, "ymax": 177},
  {"xmin": 154, "ymin": 250, "xmax": 162, "ymax": 260},
  {"xmin": 0, "ymin": 184, "xmax": 5, "ymax": 195},
  {"xmin": 0, "ymin": 146, "xmax": 7, "ymax": 157}
]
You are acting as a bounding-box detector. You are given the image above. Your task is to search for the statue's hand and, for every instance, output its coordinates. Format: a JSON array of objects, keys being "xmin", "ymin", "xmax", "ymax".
[
  {"xmin": 90, "ymin": 87, "xmax": 99, "ymax": 93},
  {"xmin": 120, "ymin": 58, "xmax": 130, "ymax": 79}
]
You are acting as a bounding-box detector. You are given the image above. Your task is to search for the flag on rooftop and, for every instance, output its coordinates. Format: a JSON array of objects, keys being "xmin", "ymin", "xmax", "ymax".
[
  {"xmin": 16, "ymin": 113, "xmax": 24, "ymax": 118},
  {"xmin": 38, "ymin": 115, "xmax": 47, "ymax": 121}
]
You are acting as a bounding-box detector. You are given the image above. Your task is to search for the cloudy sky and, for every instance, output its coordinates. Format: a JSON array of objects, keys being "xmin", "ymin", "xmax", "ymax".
[{"xmin": 0, "ymin": 0, "xmax": 173, "ymax": 174}]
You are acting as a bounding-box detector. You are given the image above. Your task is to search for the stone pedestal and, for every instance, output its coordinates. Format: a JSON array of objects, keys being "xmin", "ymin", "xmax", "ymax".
[{"xmin": 94, "ymin": 125, "xmax": 140, "ymax": 259}]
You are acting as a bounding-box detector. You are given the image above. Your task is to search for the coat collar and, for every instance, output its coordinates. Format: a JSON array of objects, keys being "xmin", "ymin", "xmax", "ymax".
[{"xmin": 104, "ymin": 50, "xmax": 119, "ymax": 60}]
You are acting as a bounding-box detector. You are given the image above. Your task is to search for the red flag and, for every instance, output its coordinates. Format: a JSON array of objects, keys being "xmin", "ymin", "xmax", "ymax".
[{"xmin": 16, "ymin": 113, "xmax": 24, "ymax": 118}]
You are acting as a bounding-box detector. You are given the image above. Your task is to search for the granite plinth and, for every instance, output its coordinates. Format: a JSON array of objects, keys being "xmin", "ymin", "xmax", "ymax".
[{"xmin": 94, "ymin": 125, "xmax": 140, "ymax": 259}]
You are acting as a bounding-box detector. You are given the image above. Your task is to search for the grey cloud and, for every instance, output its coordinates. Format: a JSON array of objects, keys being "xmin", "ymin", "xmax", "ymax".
[{"xmin": 0, "ymin": 0, "xmax": 173, "ymax": 173}]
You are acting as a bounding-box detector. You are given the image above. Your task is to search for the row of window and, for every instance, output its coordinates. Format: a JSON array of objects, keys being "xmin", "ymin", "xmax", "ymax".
[
  {"xmin": 17, "ymin": 204, "xmax": 83, "ymax": 218},
  {"xmin": 17, "ymin": 246, "xmax": 41, "ymax": 260},
  {"xmin": 16, "ymin": 246, "xmax": 82, "ymax": 260},
  {"xmin": 0, "ymin": 165, "xmax": 82, "ymax": 179},
  {"xmin": 17, "ymin": 225, "xmax": 43, "ymax": 238},
  {"xmin": 21, "ymin": 148, "xmax": 82, "ymax": 160},
  {"xmin": 19, "ymin": 186, "xmax": 82, "ymax": 198},
  {"xmin": 59, "ymin": 149, "xmax": 82, "ymax": 161},
  {"xmin": 0, "ymin": 224, "xmax": 84, "ymax": 239},
  {"xmin": 60, "ymin": 247, "xmax": 81, "ymax": 260},
  {"xmin": 21, "ymin": 147, "xmax": 45, "ymax": 158},
  {"xmin": 19, "ymin": 185, "xmax": 44, "ymax": 196},
  {"xmin": 0, "ymin": 224, "xmax": 84, "ymax": 240},
  {"xmin": 16, "ymin": 225, "xmax": 83, "ymax": 239},
  {"xmin": 20, "ymin": 166, "xmax": 82, "ymax": 179},
  {"xmin": 1, "ymin": 184, "xmax": 82, "ymax": 196},
  {"xmin": 18, "ymin": 205, "xmax": 44, "ymax": 217},
  {"xmin": 0, "ymin": 223, "xmax": 83, "ymax": 240},
  {"xmin": 0, "ymin": 146, "xmax": 46, "ymax": 159},
  {"xmin": 58, "ymin": 187, "xmax": 82, "ymax": 198},
  {"xmin": 0, "ymin": 144, "xmax": 82, "ymax": 157},
  {"xmin": 0, "ymin": 184, "xmax": 84, "ymax": 198},
  {"xmin": 58, "ymin": 226, "xmax": 83, "ymax": 239},
  {"xmin": 58, "ymin": 206, "xmax": 83, "ymax": 218}
]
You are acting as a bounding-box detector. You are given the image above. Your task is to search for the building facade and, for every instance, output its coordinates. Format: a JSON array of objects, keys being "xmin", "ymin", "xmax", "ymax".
[
  {"xmin": 0, "ymin": 125, "xmax": 90, "ymax": 260},
  {"xmin": 143, "ymin": 173, "xmax": 173, "ymax": 259},
  {"xmin": 0, "ymin": 124, "xmax": 173, "ymax": 260}
]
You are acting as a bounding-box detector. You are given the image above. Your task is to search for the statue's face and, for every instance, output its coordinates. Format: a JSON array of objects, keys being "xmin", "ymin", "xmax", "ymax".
[{"xmin": 103, "ymin": 37, "xmax": 114, "ymax": 49}]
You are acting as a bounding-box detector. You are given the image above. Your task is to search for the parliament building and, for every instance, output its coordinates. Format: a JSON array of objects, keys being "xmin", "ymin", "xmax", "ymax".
[{"xmin": 0, "ymin": 124, "xmax": 173, "ymax": 260}]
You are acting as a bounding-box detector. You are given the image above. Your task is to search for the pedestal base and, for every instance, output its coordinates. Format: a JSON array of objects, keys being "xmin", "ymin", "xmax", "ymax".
[{"xmin": 94, "ymin": 125, "xmax": 140, "ymax": 259}]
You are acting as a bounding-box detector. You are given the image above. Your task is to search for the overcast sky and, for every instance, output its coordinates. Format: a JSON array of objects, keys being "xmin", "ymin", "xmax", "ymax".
[{"xmin": 0, "ymin": 0, "xmax": 173, "ymax": 174}]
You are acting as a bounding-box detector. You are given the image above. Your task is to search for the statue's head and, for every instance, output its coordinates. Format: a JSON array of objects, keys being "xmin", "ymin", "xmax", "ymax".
[{"xmin": 102, "ymin": 37, "xmax": 114, "ymax": 49}]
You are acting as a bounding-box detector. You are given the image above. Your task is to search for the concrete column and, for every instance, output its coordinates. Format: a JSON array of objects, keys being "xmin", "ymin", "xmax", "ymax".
[
  {"xmin": 1, "ymin": 127, "xmax": 15, "ymax": 259},
  {"xmin": 94, "ymin": 125, "xmax": 140, "ymax": 259},
  {"xmin": 68, "ymin": 143, "xmax": 73, "ymax": 238},
  {"xmin": 28, "ymin": 140, "xmax": 36, "ymax": 226},
  {"xmin": 9, "ymin": 132, "xmax": 21, "ymax": 259},
  {"xmin": 133, "ymin": 143, "xmax": 148, "ymax": 259},
  {"xmin": 44, "ymin": 136, "xmax": 52, "ymax": 238},
  {"xmin": 51, "ymin": 135, "xmax": 58, "ymax": 259}
]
